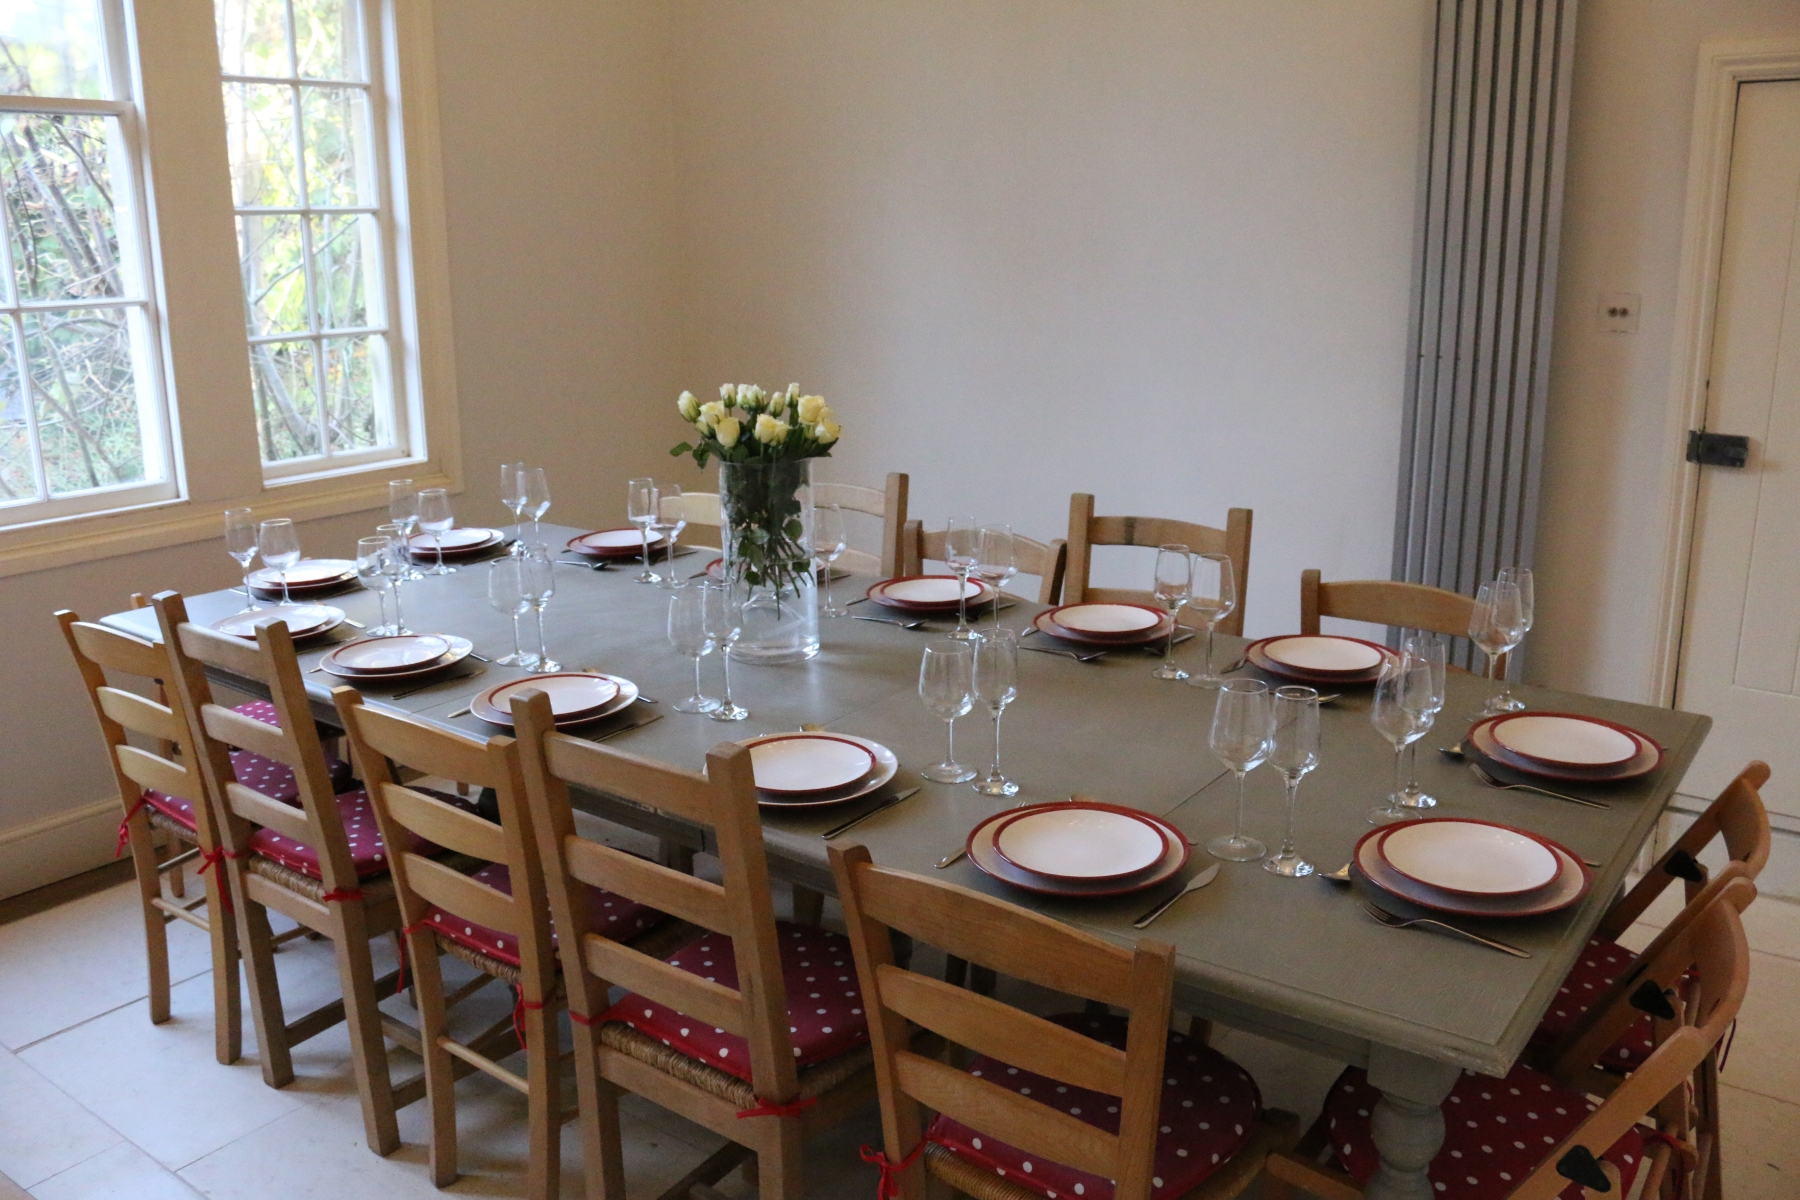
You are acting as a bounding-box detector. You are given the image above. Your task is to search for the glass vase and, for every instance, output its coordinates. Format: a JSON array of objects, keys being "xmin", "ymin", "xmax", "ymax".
[{"xmin": 719, "ymin": 458, "xmax": 820, "ymax": 664}]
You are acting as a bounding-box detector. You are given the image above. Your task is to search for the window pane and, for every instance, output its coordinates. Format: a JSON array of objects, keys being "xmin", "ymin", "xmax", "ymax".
[
  {"xmin": 224, "ymin": 82, "xmax": 299, "ymax": 207},
  {"xmin": 299, "ymin": 86, "xmax": 371, "ymax": 207},
  {"xmin": 250, "ymin": 339, "xmax": 320, "ymax": 461},
  {"xmin": 0, "ymin": 0, "xmax": 105, "ymax": 100},
  {"xmin": 0, "ymin": 112, "xmax": 126, "ymax": 302},
  {"xmin": 215, "ymin": 0, "xmax": 291, "ymax": 78},
  {"xmin": 22, "ymin": 307, "xmax": 147, "ymax": 495},
  {"xmin": 323, "ymin": 334, "xmax": 381, "ymax": 452},
  {"xmin": 292, "ymin": 0, "xmax": 363, "ymax": 81},
  {"xmin": 0, "ymin": 322, "xmax": 39, "ymax": 503},
  {"xmin": 238, "ymin": 212, "xmax": 306, "ymax": 336},
  {"xmin": 311, "ymin": 212, "xmax": 376, "ymax": 330}
]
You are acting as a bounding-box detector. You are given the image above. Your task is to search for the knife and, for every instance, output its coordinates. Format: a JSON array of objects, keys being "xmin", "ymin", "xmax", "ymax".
[{"xmin": 820, "ymin": 787, "xmax": 922, "ymax": 840}]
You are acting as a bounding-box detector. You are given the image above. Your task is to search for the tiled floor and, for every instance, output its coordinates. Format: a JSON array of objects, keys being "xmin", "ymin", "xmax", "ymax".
[{"xmin": 0, "ymin": 862, "xmax": 1794, "ymax": 1199}]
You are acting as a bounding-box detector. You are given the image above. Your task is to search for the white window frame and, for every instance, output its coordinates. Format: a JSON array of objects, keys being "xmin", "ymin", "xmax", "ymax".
[{"xmin": 0, "ymin": 0, "xmax": 459, "ymax": 578}]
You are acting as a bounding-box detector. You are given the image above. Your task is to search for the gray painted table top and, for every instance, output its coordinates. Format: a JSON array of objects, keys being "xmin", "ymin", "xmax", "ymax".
[{"xmin": 104, "ymin": 523, "xmax": 1709, "ymax": 1078}]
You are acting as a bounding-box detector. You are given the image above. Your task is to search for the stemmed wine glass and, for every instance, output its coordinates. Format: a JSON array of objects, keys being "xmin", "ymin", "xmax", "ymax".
[
  {"xmin": 487, "ymin": 557, "xmax": 535, "ymax": 667},
  {"xmin": 973, "ymin": 631, "xmax": 1019, "ymax": 796},
  {"xmin": 1490, "ymin": 566, "xmax": 1535, "ymax": 712},
  {"xmin": 520, "ymin": 546, "xmax": 559, "ymax": 673},
  {"xmin": 1469, "ymin": 579, "xmax": 1527, "ymax": 716},
  {"xmin": 1397, "ymin": 632, "xmax": 1447, "ymax": 809},
  {"xmin": 375, "ymin": 530, "xmax": 411, "ymax": 634},
  {"xmin": 973, "ymin": 525, "xmax": 1017, "ymax": 633},
  {"xmin": 258, "ymin": 518, "xmax": 301, "ymax": 607},
  {"xmin": 628, "ymin": 477, "xmax": 659, "ymax": 584},
  {"xmin": 702, "ymin": 579, "xmax": 749, "ymax": 720},
  {"xmin": 1151, "ymin": 543, "xmax": 1192, "ymax": 681},
  {"xmin": 944, "ymin": 517, "xmax": 980, "ymax": 642},
  {"xmin": 1264, "ymin": 685, "xmax": 1319, "ymax": 877},
  {"xmin": 919, "ymin": 641, "xmax": 976, "ymax": 783},
  {"xmin": 812, "ymin": 503, "xmax": 847, "ymax": 615},
  {"xmin": 418, "ymin": 487, "xmax": 457, "ymax": 575},
  {"xmin": 357, "ymin": 537, "xmax": 397, "ymax": 634},
  {"xmin": 500, "ymin": 463, "xmax": 527, "ymax": 550},
  {"xmin": 523, "ymin": 467, "xmax": 551, "ymax": 547},
  {"xmin": 1369, "ymin": 652, "xmax": 1436, "ymax": 824},
  {"xmin": 1183, "ymin": 553, "xmax": 1237, "ymax": 689},
  {"xmin": 224, "ymin": 508, "xmax": 259, "ymax": 610},
  {"xmin": 667, "ymin": 587, "xmax": 721, "ymax": 714},
  {"xmin": 656, "ymin": 485, "xmax": 688, "ymax": 589},
  {"xmin": 389, "ymin": 479, "xmax": 424, "ymax": 579},
  {"xmin": 1207, "ymin": 678, "xmax": 1273, "ymax": 862}
]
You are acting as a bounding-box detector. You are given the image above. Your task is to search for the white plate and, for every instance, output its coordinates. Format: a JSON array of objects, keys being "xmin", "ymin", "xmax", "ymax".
[
  {"xmin": 320, "ymin": 634, "xmax": 474, "ymax": 681},
  {"xmin": 327, "ymin": 634, "xmax": 451, "ymax": 672},
  {"xmin": 993, "ymin": 806, "xmax": 1167, "ymax": 880},
  {"xmin": 1489, "ymin": 714, "xmax": 1641, "ymax": 768},
  {"xmin": 472, "ymin": 673, "xmax": 639, "ymax": 726},
  {"xmin": 212, "ymin": 604, "xmax": 341, "ymax": 639},
  {"xmin": 967, "ymin": 804, "xmax": 1189, "ymax": 897},
  {"xmin": 749, "ymin": 734, "xmax": 877, "ymax": 795},
  {"xmin": 751, "ymin": 733, "xmax": 899, "ymax": 808},
  {"xmin": 1378, "ymin": 819, "xmax": 1559, "ymax": 896},
  {"xmin": 487, "ymin": 673, "xmax": 619, "ymax": 717},
  {"xmin": 1358, "ymin": 829, "xmax": 1590, "ymax": 918},
  {"xmin": 1260, "ymin": 635, "xmax": 1385, "ymax": 673},
  {"xmin": 407, "ymin": 527, "xmax": 501, "ymax": 553},
  {"xmin": 880, "ymin": 577, "xmax": 985, "ymax": 605},
  {"xmin": 572, "ymin": 528, "xmax": 666, "ymax": 552},
  {"xmin": 247, "ymin": 559, "xmax": 356, "ymax": 588},
  {"xmin": 1048, "ymin": 603, "xmax": 1164, "ymax": 636}
]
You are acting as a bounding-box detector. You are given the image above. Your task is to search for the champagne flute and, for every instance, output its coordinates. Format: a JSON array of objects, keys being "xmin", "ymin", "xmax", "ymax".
[
  {"xmin": 1151, "ymin": 543, "xmax": 1192, "ymax": 680},
  {"xmin": 258, "ymin": 518, "xmax": 300, "ymax": 607},
  {"xmin": 944, "ymin": 516, "xmax": 980, "ymax": 641},
  {"xmin": 523, "ymin": 467, "xmax": 551, "ymax": 547},
  {"xmin": 702, "ymin": 579, "xmax": 748, "ymax": 720},
  {"xmin": 1207, "ymin": 678, "xmax": 1272, "ymax": 862},
  {"xmin": 389, "ymin": 479, "xmax": 424, "ymax": 579},
  {"xmin": 1369, "ymin": 652, "xmax": 1435, "ymax": 824},
  {"xmin": 375, "ymin": 527, "xmax": 411, "ymax": 634},
  {"xmin": 657, "ymin": 485, "xmax": 689, "ymax": 589},
  {"xmin": 500, "ymin": 462, "xmax": 527, "ymax": 550},
  {"xmin": 1183, "ymin": 553, "xmax": 1237, "ymax": 689},
  {"xmin": 520, "ymin": 545, "xmax": 559, "ymax": 673},
  {"xmin": 919, "ymin": 641, "xmax": 976, "ymax": 783},
  {"xmin": 487, "ymin": 557, "xmax": 534, "ymax": 667},
  {"xmin": 667, "ymin": 587, "xmax": 720, "ymax": 713},
  {"xmin": 628, "ymin": 477, "xmax": 659, "ymax": 584},
  {"xmin": 224, "ymin": 508, "xmax": 259, "ymax": 610},
  {"xmin": 1264, "ymin": 686, "xmax": 1319, "ymax": 877},
  {"xmin": 973, "ymin": 631, "xmax": 1020, "ymax": 796},
  {"xmin": 1491, "ymin": 566, "xmax": 1535, "ymax": 712},
  {"xmin": 812, "ymin": 503, "xmax": 847, "ymax": 615},
  {"xmin": 1469, "ymin": 580, "xmax": 1526, "ymax": 716},
  {"xmin": 356, "ymin": 537, "xmax": 396, "ymax": 634},
  {"xmin": 1398, "ymin": 632, "xmax": 1447, "ymax": 809},
  {"xmin": 974, "ymin": 525, "xmax": 1017, "ymax": 632},
  {"xmin": 418, "ymin": 487, "xmax": 456, "ymax": 575}
]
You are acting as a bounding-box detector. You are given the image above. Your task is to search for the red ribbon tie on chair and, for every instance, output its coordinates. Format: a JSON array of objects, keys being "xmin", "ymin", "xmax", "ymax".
[
  {"xmin": 196, "ymin": 847, "xmax": 241, "ymax": 910},
  {"xmin": 319, "ymin": 888, "xmax": 364, "ymax": 903},
  {"xmin": 114, "ymin": 796, "xmax": 151, "ymax": 858},
  {"xmin": 567, "ymin": 1010, "xmax": 599, "ymax": 1028},
  {"xmin": 393, "ymin": 919, "xmax": 432, "ymax": 996},
  {"xmin": 736, "ymin": 1094, "xmax": 818, "ymax": 1119},
  {"xmin": 860, "ymin": 1137, "xmax": 930, "ymax": 1199},
  {"xmin": 511, "ymin": 986, "xmax": 545, "ymax": 1049}
]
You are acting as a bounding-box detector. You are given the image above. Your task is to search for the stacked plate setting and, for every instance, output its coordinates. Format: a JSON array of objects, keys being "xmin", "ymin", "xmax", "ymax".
[
  {"xmin": 965, "ymin": 800, "xmax": 1190, "ymax": 897},
  {"xmin": 406, "ymin": 527, "xmax": 510, "ymax": 562},
  {"xmin": 567, "ymin": 528, "xmax": 668, "ymax": 561},
  {"xmin": 1244, "ymin": 634, "xmax": 1396, "ymax": 685},
  {"xmin": 211, "ymin": 604, "xmax": 347, "ymax": 642},
  {"xmin": 471, "ymin": 672, "xmax": 640, "ymax": 728},
  {"xmin": 320, "ymin": 633, "xmax": 475, "ymax": 681},
  {"xmin": 247, "ymin": 558, "xmax": 359, "ymax": 601},
  {"xmin": 745, "ymin": 732, "xmax": 898, "ymax": 809},
  {"xmin": 1030, "ymin": 602, "xmax": 1173, "ymax": 648},
  {"xmin": 866, "ymin": 575, "xmax": 999, "ymax": 614},
  {"xmin": 1353, "ymin": 817, "xmax": 1590, "ymax": 917},
  {"xmin": 1465, "ymin": 711, "xmax": 1662, "ymax": 782}
]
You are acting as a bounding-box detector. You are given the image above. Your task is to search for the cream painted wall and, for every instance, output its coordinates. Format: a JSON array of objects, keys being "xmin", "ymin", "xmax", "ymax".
[{"xmin": 1534, "ymin": 0, "xmax": 1800, "ymax": 703}]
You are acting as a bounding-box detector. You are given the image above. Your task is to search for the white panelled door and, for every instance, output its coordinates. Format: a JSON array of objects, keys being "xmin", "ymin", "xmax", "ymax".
[{"xmin": 1677, "ymin": 80, "xmax": 1800, "ymax": 819}]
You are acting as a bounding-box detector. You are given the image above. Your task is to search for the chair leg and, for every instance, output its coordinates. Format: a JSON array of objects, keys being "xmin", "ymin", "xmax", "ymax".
[
  {"xmin": 413, "ymin": 938, "xmax": 460, "ymax": 1186},
  {"xmin": 573, "ymin": 1029, "xmax": 627, "ymax": 1200},
  {"xmin": 234, "ymin": 889, "xmax": 294, "ymax": 1088},
  {"xmin": 759, "ymin": 1117, "xmax": 808, "ymax": 1200},
  {"xmin": 1187, "ymin": 1015, "xmax": 1214, "ymax": 1046},
  {"xmin": 524, "ymin": 996, "xmax": 560, "ymax": 1200},
  {"xmin": 334, "ymin": 904, "xmax": 401, "ymax": 1156},
  {"xmin": 791, "ymin": 884, "xmax": 825, "ymax": 927},
  {"xmin": 126, "ymin": 821, "xmax": 171, "ymax": 1025},
  {"xmin": 199, "ymin": 857, "xmax": 242, "ymax": 1065}
]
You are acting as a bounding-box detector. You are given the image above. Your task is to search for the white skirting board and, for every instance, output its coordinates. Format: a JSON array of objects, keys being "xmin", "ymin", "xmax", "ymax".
[{"xmin": 0, "ymin": 798, "xmax": 120, "ymax": 901}]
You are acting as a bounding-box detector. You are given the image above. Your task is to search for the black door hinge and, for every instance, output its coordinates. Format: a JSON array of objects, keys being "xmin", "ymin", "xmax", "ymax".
[{"xmin": 1687, "ymin": 430, "xmax": 1750, "ymax": 467}]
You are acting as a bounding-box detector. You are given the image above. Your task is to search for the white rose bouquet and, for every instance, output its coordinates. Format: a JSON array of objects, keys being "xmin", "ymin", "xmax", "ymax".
[{"xmin": 670, "ymin": 382, "xmax": 840, "ymax": 467}]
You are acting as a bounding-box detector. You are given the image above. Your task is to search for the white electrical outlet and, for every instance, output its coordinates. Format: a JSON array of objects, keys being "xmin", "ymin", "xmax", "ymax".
[{"xmin": 1598, "ymin": 292, "xmax": 1640, "ymax": 333}]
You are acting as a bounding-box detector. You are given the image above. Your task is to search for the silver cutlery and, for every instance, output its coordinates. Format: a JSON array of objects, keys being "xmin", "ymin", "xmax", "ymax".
[
  {"xmin": 1438, "ymin": 743, "xmax": 1466, "ymax": 758},
  {"xmin": 821, "ymin": 787, "xmax": 922, "ymax": 840},
  {"xmin": 852, "ymin": 614, "xmax": 926, "ymax": 630},
  {"xmin": 446, "ymin": 706, "xmax": 471, "ymax": 719},
  {"xmin": 597, "ymin": 712, "xmax": 663, "ymax": 741},
  {"xmin": 1131, "ymin": 863, "xmax": 1222, "ymax": 928},
  {"xmin": 342, "ymin": 617, "xmax": 365, "ymax": 629},
  {"xmin": 392, "ymin": 668, "xmax": 484, "ymax": 699},
  {"xmin": 1218, "ymin": 656, "xmax": 1250, "ymax": 675},
  {"xmin": 1322, "ymin": 862, "xmax": 1353, "ymax": 883},
  {"xmin": 1467, "ymin": 762, "xmax": 1611, "ymax": 809},
  {"xmin": 556, "ymin": 558, "xmax": 612, "ymax": 570},
  {"xmin": 1314, "ymin": 693, "xmax": 1343, "ymax": 705},
  {"xmin": 846, "ymin": 596, "xmax": 870, "ymax": 607},
  {"xmin": 1359, "ymin": 900, "xmax": 1530, "ymax": 958},
  {"xmin": 1021, "ymin": 644, "xmax": 1108, "ymax": 663},
  {"xmin": 469, "ymin": 652, "xmax": 491, "ymax": 663}
]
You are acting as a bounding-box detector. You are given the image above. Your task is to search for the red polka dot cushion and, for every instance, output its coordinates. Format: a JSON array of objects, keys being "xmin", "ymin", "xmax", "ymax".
[
  {"xmin": 422, "ymin": 862, "xmax": 664, "ymax": 966},
  {"xmin": 248, "ymin": 787, "xmax": 477, "ymax": 881},
  {"xmin": 1528, "ymin": 937, "xmax": 1655, "ymax": 1071},
  {"xmin": 600, "ymin": 921, "xmax": 868, "ymax": 1083},
  {"xmin": 1325, "ymin": 1062, "xmax": 1646, "ymax": 1200},
  {"xmin": 141, "ymin": 788, "xmax": 199, "ymax": 832},
  {"xmin": 926, "ymin": 1014, "xmax": 1261, "ymax": 1200},
  {"xmin": 228, "ymin": 700, "xmax": 356, "ymax": 797}
]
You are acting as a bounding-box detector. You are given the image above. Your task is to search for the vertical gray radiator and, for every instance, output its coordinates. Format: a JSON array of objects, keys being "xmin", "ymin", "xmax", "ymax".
[{"xmin": 1392, "ymin": 0, "xmax": 1578, "ymax": 669}]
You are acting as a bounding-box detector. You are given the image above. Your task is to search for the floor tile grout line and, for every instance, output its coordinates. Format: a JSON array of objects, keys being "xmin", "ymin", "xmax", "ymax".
[
  {"xmin": 7, "ymin": 964, "xmax": 214, "ymax": 1053},
  {"xmin": 1716, "ymin": 1079, "xmax": 1800, "ymax": 1110},
  {"xmin": 170, "ymin": 1101, "xmax": 311, "ymax": 1176},
  {"xmin": 21, "ymin": 1140, "xmax": 205, "ymax": 1200}
]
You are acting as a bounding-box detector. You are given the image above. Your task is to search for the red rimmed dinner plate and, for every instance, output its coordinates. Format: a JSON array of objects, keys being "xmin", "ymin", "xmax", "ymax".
[
  {"xmin": 1466, "ymin": 715, "xmax": 1662, "ymax": 782},
  {"xmin": 747, "ymin": 733, "xmax": 877, "ymax": 796},
  {"xmin": 1374, "ymin": 818, "xmax": 1563, "ymax": 898},
  {"xmin": 1354, "ymin": 825, "xmax": 1590, "ymax": 918},
  {"xmin": 212, "ymin": 604, "xmax": 344, "ymax": 640},
  {"xmin": 1045, "ymin": 603, "xmax": 1167, "ymax": 641},
  {"xmin": 407, "ymin": 528, "xmax": 506, "ymax": 559},
  {"xmin": 1488, "ymin": 712, "xmax": 1642, "ymax": 769},
  {"xmin": 319, "ymin": 635, "xmax": 474, "ymax": 681},
  {"xmin": 1258, "ymin": 635, "xmax": 1389, "ymax": 676},
  {"xmin": 568, "ymin": 528, "xmax": 667, "ymax": 558},
  {"xmin": 867, "ymin": 575, "xmax": 997, "ymax": 611},
  {"xmin": 966, "ymin": 802, "xmax": 1189, "ymax": 897},
  {"xmin": 247, "ymin": 558, "xmax": 357, "ymax": 590},
  {"xmin": 471, "ymin": 673, "xmax": 635, "ymax": 727},
  {"xmin": 992, "ymin": 803, "xmax": 1169, "ymax": 882},
  {"xmin": 1244, "ymin": 636, "xmax": 1392, "ymax": 684},
  {"xmin": 749, "ymin": 733, "xmax": 899, "ymax": 808},
  {"xmin": 322, "ymin": 634, "xmax": 452, "ymax": 675},
  {"xmin": 1030, "ymin": 607, "xmax": 1172, "ymax": 648}
]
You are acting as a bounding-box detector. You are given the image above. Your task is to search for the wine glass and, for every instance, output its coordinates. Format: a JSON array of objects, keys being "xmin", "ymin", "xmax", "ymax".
[
  {"xmin": 973, "ymin": 631, "xmax": 1019, "ymax": 796},
  {"xmin": 1369, "ymin": 652, "xmax": 1435, "ymax": 824},
  {"xmin": 812, "ymin": 503, "xmax": 848, "ymax": 616},
  {"xmin": 657, "ymin": 485, "xmax": 689, "ymax": 589},
  {"xmin": 523, "ymin": 467, "xmax": 551, "ymax": 547},
  {"xmin": 1491, "ymin": 566, "xmax": 1535, "ymax": 712},
  {"xmin": 1469, "ymin": 580, "xmax": 1527, "ymax": 715},
  {"xmin": 1264, "ymin": 686, "xmax": 1319, "ymax": 877},
  {"xmin": 500, "ymin": 463, "xmax": 527, "ymax": 549},
  {"xmin": 1397, "ymin": 632, "xmax": 1447, "ymax": 809},
  {"xmin": 375, "ymin": 527, "xmax": 411, "ymax": 634},
  {"xmin": 520, "ymin": 545, "xmax": 559, "ymax": 673},
  {"xmin": 919, "ymin": 641, "xmax": 976, "ymax": 783},
  {"xmin": 389, "ymin": 479, "xmax": 424, "ymax": 579},
  {"xmin": 1183, "ymin": 553, "xmax": 1238, "ymax": 689},
  {"xmin": 258, "ymin": 518, "xmax": 301, "ymax": 607},
  {"xmin": 1207, "ymin": 678, "xmax": 1273, "ymax": 862},
  {"xmin": 1151, "ymin": 543, "xmax": 1192, "ymax": 681},
  {"xmin": 356, "ymin": 537, "xmax": 397, "ymax": 634},
  {"xmin": 667, "ymin": 587, "xmax": 720, "ymax": 714},
  {"xmin": 973, "ymin": 525, "xmax": 1017, "ymax": 633},
  {"xmin": 943, "ymin": 516, "xmax": 980, "ymax": 642},
  {"xmin": 628, "ymin": 477, "xmax": 659, "ymax": 584},
  {"xmin": 224, "ymin": 508, "xmax": 259, "ymax": 611},
  {"xmin": 487, "ymin": 556, "xmax": 535, "ymax": 667},
  {"xmin": 702, "ymin": 579, "xmax": 748, "ymax": 720},
  {"xmin": 417, "ymin": 487, "xmax": 457, "ymax": 575}
]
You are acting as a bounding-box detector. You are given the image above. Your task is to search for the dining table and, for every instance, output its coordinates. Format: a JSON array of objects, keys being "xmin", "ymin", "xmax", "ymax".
[{"xmin": 101, "ymin": 522, "xmax": 1711, "ymax": 1200}]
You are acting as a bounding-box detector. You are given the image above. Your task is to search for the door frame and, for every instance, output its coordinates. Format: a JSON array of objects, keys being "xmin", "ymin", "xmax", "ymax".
[{"xmin": 1650, "ymin": 39, "xmax": 1800, "ymax": 709}]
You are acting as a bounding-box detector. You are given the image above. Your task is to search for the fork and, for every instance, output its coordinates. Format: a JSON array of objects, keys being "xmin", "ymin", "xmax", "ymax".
[
  {"xmin": 1359, "ymin": 900, "xmax": 1530, "ymax": 957},
  {"xmin": 1467, "ymin": 762, "xmax": 1610, "ymax": 809},
  {"xmin": 1021, "ymin": 644, "xmax": 1108, "ymax": 663},
  {"xmin": 852, "ymin": 614, "xmax": 925, "ymax": 630}
]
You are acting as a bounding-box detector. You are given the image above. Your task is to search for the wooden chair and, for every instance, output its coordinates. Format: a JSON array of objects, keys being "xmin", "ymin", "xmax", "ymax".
[
  {"xmin": 1299, "ymin": 569, "xmax": 1509, "ymax": 672},
  {"xmin": 1268, "ymin": 879, "xmax": 1755, "ymax": 1200},
  {"xmin": 57, "ymin": 610, "xmax": 240, "ymax": 1062},
  {"xmin": 152, "ymin": 590, "xmax": 436, "ymax": 1156},
  {"xmin": 901, "ymin": 519, "xmax": 1068, "ymax": 604},
  {"xmin": 512, "ymin": 689, "xmax": 880, "ymax": 1199},
  {"xmin": 1065, "ymin": 494, "xmax": 1252, "ymax": 637},
  {"xmin": 828, "ymin": 842, "xmax": 1297, "ymax": 1200},
  {"xmin": 814, "ymin": 471, "xmax": 909, "ymax": 578},
  {"xmin": 661, "ymin": 491, "xmax": 723, "ymax": 550}
]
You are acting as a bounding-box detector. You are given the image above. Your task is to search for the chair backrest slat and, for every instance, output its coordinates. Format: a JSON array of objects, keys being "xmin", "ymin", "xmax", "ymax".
[
  {"xmin": 68, "ymin": 619, "xmax": 166, "ymax": 680},
  {"xmin": 563, "ymin": 835, "xmax": 732, "ymax": 932},
  {"xmin": 224, "ymin": 782, "xmax": 315, "ymax": 845},
  {"xmin": 115, "ymin": 744, "xmax": 192, "ymax": 799},
  {"xmin": 202, "ymin": 703, "xmax": 298, "ymax": 768},
  {"xmin": 175, "ymin": 620, "xmax": 271, "ymax": 682},
  {"xmin": 581, "ymin": 934, "xmax": 749, "ymax": 1035},
  {"xmin": 403, "ymin": 852, "xmax": 521, "ymax": 934},
  {"xmin": 662, "ymin": 491, "xmax": 722, "ymax": 538},
  {"xmin": 97, "ymin": 686, "xmax": 185, "ymax": 745},
  {"xmin": 542, "ymin": 737, "xmax": 714, "ymax": 823},
  {"xmin": 1300, "ymin": 571, "xmax": 1479, "ymax": 639},
  {"xmin": 1065, "ymin": 493, "xmax": 1251, "ymax": 637},
  {"xmin": 897, "ymin": 1050, "xmax": 1122, "ymax": 1175},
  {"xmin": 382, "ymin": 781, "xmax": 507, "ymax": 861},
  {"xmin": 813, "ymin": 471, "xmax": 908, "ymax": 578},
  {"xmin": 352, "ymin": 701, "xmax": 503, "ymax": 789},
  {"xmin": 904, "ymin": 520, "xmax": 1068, "ymax": 605}
]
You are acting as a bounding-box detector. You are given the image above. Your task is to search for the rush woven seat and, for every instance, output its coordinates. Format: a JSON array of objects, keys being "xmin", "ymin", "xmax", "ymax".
[{"xmin": 597, "ymin": 1020, "xmax": 874, "ymax": 1109}]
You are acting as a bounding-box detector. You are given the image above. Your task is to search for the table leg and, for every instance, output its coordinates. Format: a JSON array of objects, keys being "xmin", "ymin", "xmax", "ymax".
[{"xmin": 1363, "ymin": 1047, "xmax": 1461, "ymax": 1200}]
